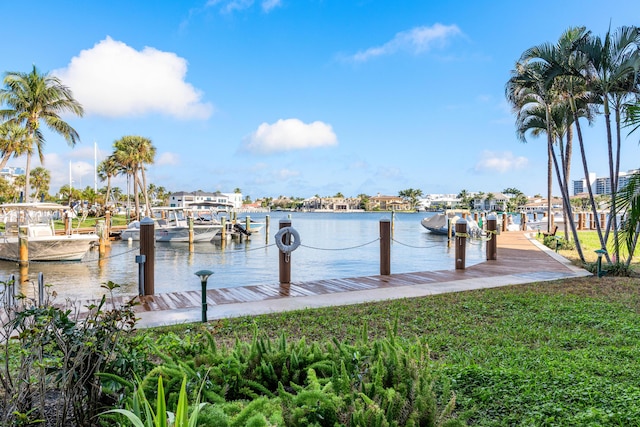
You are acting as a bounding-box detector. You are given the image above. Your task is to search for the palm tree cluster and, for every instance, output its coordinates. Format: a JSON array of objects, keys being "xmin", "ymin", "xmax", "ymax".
[
  {"xmin": 98, "ymin": 136, "xmax": 156, "ymax": 220},
  {"xmin": 506, "ymin": 25, "xmax": 640, "ymax": 264}
]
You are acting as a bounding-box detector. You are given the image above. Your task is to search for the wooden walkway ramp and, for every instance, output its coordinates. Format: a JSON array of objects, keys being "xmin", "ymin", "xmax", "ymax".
[
  {"xmin": 1, "ymin": 232, "xmax": 590, "ymax": 327},
  {"xmin": 128, "ymin": 232, "xmax": 587, "ymax": 315}
]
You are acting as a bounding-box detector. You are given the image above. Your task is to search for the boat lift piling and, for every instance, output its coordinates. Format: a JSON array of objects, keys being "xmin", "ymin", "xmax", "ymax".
[
  {"xmin": 380, "ymin": 219, "xmax": 391, "ymax": 275},
  {"xmin": 18, "ymin": 225, "xmax": 28, "ymax": 269},
  {"xmin": 96, "ymin": 219, "xmax": 107, "ymax": 258},
  {"xmin": 486, "ymin": 214, "xmax": 497, "ymax": 260},
  {"xmin": 455, "ymin": 218, "xmax": 467, "ymax": 270},
  {"xmin": 265, "ymin": 215, "xmax": 270, "ymax": 244},
  {"xmin": 278, "ymin": 219, "xmax": 292, "ymax": 284}
]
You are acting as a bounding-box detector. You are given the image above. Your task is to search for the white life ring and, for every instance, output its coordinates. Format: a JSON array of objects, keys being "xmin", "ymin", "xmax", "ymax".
[{"xmin": 275, "ymin": 227, "xmax": 301, "ymax": 254}]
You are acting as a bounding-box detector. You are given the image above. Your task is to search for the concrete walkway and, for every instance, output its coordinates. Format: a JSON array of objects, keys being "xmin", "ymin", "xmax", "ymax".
[{"xmin": 135, "ymin": 232, "xmax": 592, "ymax": 328}]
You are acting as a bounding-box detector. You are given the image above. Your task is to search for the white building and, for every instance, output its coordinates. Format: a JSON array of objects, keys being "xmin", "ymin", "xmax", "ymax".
[
  {"xmin": 169, "ymin": 191, "xmax": 235, "ymax": 210},
  {"xmin": 573, "ymin": 170, "xmax": 637, "ymax": 196},
  {"xmin": 221, "ymin": 192, "xmax": 243, "ymax": 209},
  {"xmin": 418, "ymin": 194, "xmax": 461, "ymax": 210}
]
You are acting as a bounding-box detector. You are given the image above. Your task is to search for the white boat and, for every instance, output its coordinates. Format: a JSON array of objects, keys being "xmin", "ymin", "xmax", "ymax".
[
  {"xmin": 421, "ymin": 210, "xmax": 482, "ymax": 237},
  {"xmin": 120, "ymin": 207, "xmax": 222, "ymax": 242},
  {"xmin": 0, "ymin": 203, "xmax": 98, "ymax": 261}
]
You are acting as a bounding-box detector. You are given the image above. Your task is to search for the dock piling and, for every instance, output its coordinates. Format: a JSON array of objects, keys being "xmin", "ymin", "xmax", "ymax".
[
  {"xmin": 380, "ymin": 219, "xmax": 391, "ymax": 275},
  {"xmin": 486, "ymin": 214, "xmax": 497, "ymax": 260},
  {"xmin": 278, "ymin": 219, "xmax": 292, "ymax": 284},
  {"xmin": 140, "ymin": 217, "xmax": 155, "ymax": 296},
  {"xmin": 455, "ymin": 218, "xmax": 467, "ymax": 270}
]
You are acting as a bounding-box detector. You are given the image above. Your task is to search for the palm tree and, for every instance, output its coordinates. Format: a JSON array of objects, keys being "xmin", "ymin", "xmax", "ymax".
[
  {"xmin": 0, "ymin": 65, "xmax": 83, "ymax": 201},
  {"xmin": 398, "ymin": 188, "xmax": 423, "ymax": 210},
  {"xmin": 29, "ymin": 166, "xmax": 50, "ymax": 200},
  {"xmin": 575, "ymin": 26, "xmax": 640, "ymax": 260},
  {"xmin": 508, "ymin": 27, "xmax": 601, "ymax": 262},
  {"xmin": 0, "ymin": 122, "xmax": 29, "ymax": 170},
  {"xmin": 113, "ymin": 136, "xmax": 156, "ymax": 220},
  {"xmin": 97, "ymin": 155, "xmax": 120, "ymax": 208}
]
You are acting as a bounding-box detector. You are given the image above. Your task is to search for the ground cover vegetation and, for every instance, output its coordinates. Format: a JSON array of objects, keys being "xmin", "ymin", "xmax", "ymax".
[{"xmin": 2, "ymin": 272, "xmax": 640, "ymax": 426}]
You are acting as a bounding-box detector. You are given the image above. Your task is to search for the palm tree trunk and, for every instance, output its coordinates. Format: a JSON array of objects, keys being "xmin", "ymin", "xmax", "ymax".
[
  {"xmin": 571, "ymin": 102, "xmax": 611, "ymax": 262},
  {"xmin": 140, "ymin": 166, "xmax": 152, "ymax": 217},
  {"xmin": 105, "ymin": 177, "xmax": 112, "ymax": 208},
  {"xmin": 0, "ymin": 153, "xmax": 13, "ymax": 171},
  {"xmin": 133, "ymin": 171, "xmax": 140, "ymax": 221},
  {"xmin": 24, "ymin": 152, "xmax": 31, "ymax": 203},
  {"xmin": 547, "ymin": 136, "xmax": 552, "ymax": 233},
  {"xmin": 603, "ymin": 99, "xmax": 619, "ymax": 260},
  {"xmin": 551, "ymin": 139, "xmax": 585, "ymax": 262}
]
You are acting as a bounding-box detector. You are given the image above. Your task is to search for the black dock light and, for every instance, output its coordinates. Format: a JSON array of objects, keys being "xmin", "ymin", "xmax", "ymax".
[{"xmin": 195, "ymin": 269, "xmax": 214, "ymax": 322}]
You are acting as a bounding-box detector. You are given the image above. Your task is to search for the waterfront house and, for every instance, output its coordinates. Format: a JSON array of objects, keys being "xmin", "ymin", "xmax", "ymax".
[
  {"xmin": 367, "ymin": 194, "xmax": 411, "ymax": 211},
  {"xmin": 302, "ymin": 196, "xmax": 362, "ymax": 211}
]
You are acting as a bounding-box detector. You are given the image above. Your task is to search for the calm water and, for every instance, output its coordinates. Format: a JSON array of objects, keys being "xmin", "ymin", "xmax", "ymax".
[{"xmin": 3, "ymin": 212, "xmax": 486, "ymax": 300}]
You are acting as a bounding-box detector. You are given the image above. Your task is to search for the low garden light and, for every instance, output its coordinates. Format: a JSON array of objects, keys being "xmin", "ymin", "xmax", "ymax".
[
  {"xmin": 595, "ymin": 249, "xmax": 607, "ymax": 278},
  {"xmin": 195, "ymin": 269, "xmax": 214, "ymax": 322}
]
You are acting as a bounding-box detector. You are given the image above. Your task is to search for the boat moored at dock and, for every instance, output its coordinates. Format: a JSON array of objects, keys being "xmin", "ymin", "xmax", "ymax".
[{"xmin": 0, "ymin": 203, "xmax": 98, "ymax": 261}]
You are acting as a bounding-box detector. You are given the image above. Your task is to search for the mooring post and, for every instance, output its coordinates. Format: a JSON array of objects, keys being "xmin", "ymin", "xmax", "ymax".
[
  {"xmin": 447, "ymin": 218, "xmax": 453, "ymax": 247},
  {"xmin": 105, "ymin": 210, "xmax": 112, "ymax": 246},
  {"xmin": 140, "ymin": 217, "xmax": 155, "ymax": 296},
  {"xmin": 220, "ymin": 217, "xmax": 227, "ymax": 247},
  {"xmin": 188, "ymin": 216, "xmax": 194, "ymax": 252},
  {"xmin": 486, "ymin": 214, "xmax": 497, "ymax": 260},
  {"xmin": 278, "ymin": 219, "xmax": 292, "ymax": 284},
  {"xmin": 245, "ymin": 216, "xmax": 251, "ymax": 233},
  {"xmin": 265, "ymin": 215, "xmax": 270, "ymax": 244},
  {"xmin": 521, "ymin": 212, "xmax": 527, "ymax": 231},
  {"xmin": 18, "ymin": 225, "xmax": 28, "ymax": 269},
  {"xmin": 380, "ymin": 219, "xmax": 391, "ymax": 275},
  {"xmin": 455, "ymin": 218, "xmax": 467, "ymax": 270},
  {"xmin": 96, "ymin": 219, "xmax": 106, "ymax": 258}
]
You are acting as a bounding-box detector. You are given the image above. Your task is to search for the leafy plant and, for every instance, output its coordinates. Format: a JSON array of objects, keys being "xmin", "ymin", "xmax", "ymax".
[
  {"xmin": 103, "ymin": 374, "xmax": 207, "ymax": 427},
  {"xmin": 0, "ymin": 280, "xmax": 138, "ymax": 426}
]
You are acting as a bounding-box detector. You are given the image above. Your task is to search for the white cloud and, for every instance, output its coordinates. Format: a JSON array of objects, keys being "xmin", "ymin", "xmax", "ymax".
[
  {"xmin": 53, "ymin": 37, "xmax": 213, "ymax": 119},
  {"xmin": 261, "ymin": 0, "xmax": 281, "ymax": 12},
  {"xmin": 207, "ymin": 0, "xmax": 253, "ymax": 13},
  {"xmin": 474, "ymin": 151, "xmax": 529, "ymax": 173},
  {"xmin": 243, "ymin": 118, "xmax": 338, "ymax": 154},
  {"xmin": 350, "ymin": 23, "xmax": 461, "ymax": 62},
  {"xmin": 156, "ymin": 152, "xmax": 180, "ymax": 166},
  {"xmin": 206, "ymin": 0, "xmax": 280, "ymax": 13}
]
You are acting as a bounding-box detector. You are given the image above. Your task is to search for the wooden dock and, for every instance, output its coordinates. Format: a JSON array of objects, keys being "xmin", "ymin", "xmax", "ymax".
[
  {"xmin": 1, "ymin": 232, "xmax": 590, "ymax": 326},
  {"xmin": 114, "ymin": 231, "xmax": 586, "ymax": 314}
]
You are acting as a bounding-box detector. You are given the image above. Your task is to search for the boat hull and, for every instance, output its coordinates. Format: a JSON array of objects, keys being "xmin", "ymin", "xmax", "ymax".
[
  {"xmin": 120, "ymin": 224, "xmax": 221, "ymax": 242},
  {"xmin": 0, "ymin": 234, "xmax": 98, "ymax": 262}
]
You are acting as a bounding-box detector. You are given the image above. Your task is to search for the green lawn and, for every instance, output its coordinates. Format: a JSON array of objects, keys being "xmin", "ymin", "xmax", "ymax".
[{"xmin": 142, "ymin": 276, "xmax": 640, "ymax": 425}]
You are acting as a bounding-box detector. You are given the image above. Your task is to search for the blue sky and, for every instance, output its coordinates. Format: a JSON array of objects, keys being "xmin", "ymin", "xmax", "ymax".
[{"xmin": 2, "ymin": 0, "xmax": 640, "ymax": 200}]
